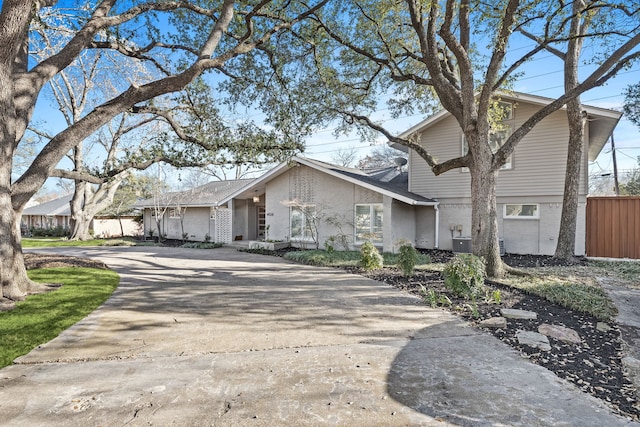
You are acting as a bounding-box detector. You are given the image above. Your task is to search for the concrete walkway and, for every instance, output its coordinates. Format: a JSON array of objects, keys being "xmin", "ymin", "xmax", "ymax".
[{"xmin": 0, "ymin": 246, "xmax": 636, "ymax": 427}]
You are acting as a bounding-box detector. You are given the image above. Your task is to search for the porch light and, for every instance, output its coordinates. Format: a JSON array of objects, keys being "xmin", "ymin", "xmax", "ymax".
[{"xmin": 253, "ymin": 196, "xmax": 260, "ymax": 203}]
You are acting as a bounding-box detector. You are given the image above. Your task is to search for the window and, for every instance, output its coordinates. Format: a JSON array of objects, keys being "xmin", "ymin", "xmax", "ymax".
[
  {"xmin": 504, "ymin": 204, "xmax": 539, "ymax": 219},
  {"xmin": 494, "ymin": 101, "xmax": 513, "ymax": 120},
  {"xmin": 291, "ymin": 205, "xmax": 316, "ymax": 241},
  {"xmin": 462, "ymin": 125, "xmax": 512, "ymax": 170},
  {"xmin": 355, "ymin": 204, "xmax": 383, "ymax": 243},
  {"xmin": 169, "ymin": 208, "xmax": 181, "ymax": 219},
  {"xmin": 462, "ymin": 101, "xmax": 514, "ymax": 170}
]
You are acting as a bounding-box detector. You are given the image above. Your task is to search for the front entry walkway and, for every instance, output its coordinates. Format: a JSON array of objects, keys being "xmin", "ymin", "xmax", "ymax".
[{"xmin": 0, "ymin": 246, "xmax": 636, "ymax": 426}]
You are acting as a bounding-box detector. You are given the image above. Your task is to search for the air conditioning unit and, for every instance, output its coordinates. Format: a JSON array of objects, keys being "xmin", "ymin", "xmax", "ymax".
[
  {"xmin": 452, "ymin": 237, "xmax": 472, "ymax": 253},
  {"xmin": 452, "ymin": 237, "xmax": 505, "ymax": 256}
]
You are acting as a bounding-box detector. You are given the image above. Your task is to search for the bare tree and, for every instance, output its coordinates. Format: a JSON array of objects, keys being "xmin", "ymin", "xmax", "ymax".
[{"xmin": 331, "ymin": 146, "xmax": 359, "ymax": 167}]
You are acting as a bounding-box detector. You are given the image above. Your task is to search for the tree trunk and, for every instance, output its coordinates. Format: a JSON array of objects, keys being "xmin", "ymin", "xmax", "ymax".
[
  {"xmin": 69, "ymin": 214, "xmax": 93, "ymax": 241},
  {"xmin": 0, "ymin": 201, "xmax": 44, "ymax": 300},
  {"xmin": 554, "ymin": 0, "xmax": 587, "ymax": 260},
  {"xmin": 118, "ymin": 216, "xmax": 124, "ymax": 237},
  {"xmin": 69, "ymin": 181, "xmax": 88, "ymax": 240},
  {"xmin": 69, "ymin": 177, "xmax": 125, "ymax": 240},
  {"xmin": 555, "ymin": 99, "xmax": 584, "ymax": 259},
  {"xmin": 469, "ymin": 164, "xmax": 505, "ymax": 278}
]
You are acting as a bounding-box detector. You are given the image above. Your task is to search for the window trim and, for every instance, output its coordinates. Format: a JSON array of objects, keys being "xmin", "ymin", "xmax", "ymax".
[
  {"xmin": 503, "ymin": 203, "xmax": 539, "ymax": 219},
  {"xmin": 461, "ymin": 124, "xmax": 513, "ymax": 171},
  {"xmin": 354, "ymin": 203, "xmax": 384, "ymax": 244},
  {"xmin": 290, "ymin": 204, "xmax": 316, "ymax": 241}
]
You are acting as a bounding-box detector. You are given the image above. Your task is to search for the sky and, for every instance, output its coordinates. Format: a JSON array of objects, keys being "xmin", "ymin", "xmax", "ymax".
[
  {"xmin": 28, "ymin": 4, "xmax": 640, "ymax": 195},
  {"xmin": 299, "ymin": 58, "xmax": 640, "ymax": 185}
]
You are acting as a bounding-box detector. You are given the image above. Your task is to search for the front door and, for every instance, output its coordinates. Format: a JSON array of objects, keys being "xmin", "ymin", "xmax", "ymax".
[{"xmin": 257, "ymin": 206, "xmax": 266, "ymax": 239}]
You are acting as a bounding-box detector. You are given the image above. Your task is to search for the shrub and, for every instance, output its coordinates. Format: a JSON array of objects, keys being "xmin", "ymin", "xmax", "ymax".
[
  {"xmin": 360, "ymin": 241, "xmax": 383, "ymax": 271},
  {"xmin": 181, "ymin": 242, "xmax": 223, "ymax": 249},
  {"xmin": 443, "ymin": 253, "xmax": 486, "ymax": 298},
  {"xmin": 397, "ymin": 243, "xmax": 419, "ymax": 277}
]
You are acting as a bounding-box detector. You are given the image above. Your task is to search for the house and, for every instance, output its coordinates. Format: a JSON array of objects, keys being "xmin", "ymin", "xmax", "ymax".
[
  {"xmin": 136, "ymin": 179, "xmax": 253, "ymax": 242},
  {"xmin": 140, "ymin": 92, "xmax": 621, "ymax": 255},
  {"xmin": 21, "ymin": 194, "xmax": 142, "ymax": 238},
  {"xmin": 393, "ymin": 92, "xmax": 621, "ymax": 255},
  {"xmin": 21, "ymin": 194, "xmax": 73, "ymax": 232},
  {"xmin": 221, "ymin": 157, "xmax": 439, "ymax": 252}
]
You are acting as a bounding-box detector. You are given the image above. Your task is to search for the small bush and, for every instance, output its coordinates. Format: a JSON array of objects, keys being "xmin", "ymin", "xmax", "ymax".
[
  {"xmin": 360, "ymin": 241, "xmax": 383, "ymax": 271},
  {"xmin": 397, "ymin": 243, "xmax": 419, "ymax": 276},
  {"xmin": 100, "ymin": 239, "xmax": 136, "ymax": 247},
  {"xmin": 181, "ymin": 242, "xmax": 223, "ymax": 249},
  {"xmin": 443, "ymin": 253, "xmax": 486, "ymax": 298}
]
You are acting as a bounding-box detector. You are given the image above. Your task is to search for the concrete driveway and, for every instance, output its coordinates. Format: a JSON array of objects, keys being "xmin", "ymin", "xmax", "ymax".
[{"xmin": 0, "ymin": 246, "xmax": 636, "ymax": 426}]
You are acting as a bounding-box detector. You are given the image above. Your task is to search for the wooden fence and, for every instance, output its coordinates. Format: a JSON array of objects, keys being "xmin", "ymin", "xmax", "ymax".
[{"xmin": 586, "ymin": 196, "xmax": 640, "ymax": 259}]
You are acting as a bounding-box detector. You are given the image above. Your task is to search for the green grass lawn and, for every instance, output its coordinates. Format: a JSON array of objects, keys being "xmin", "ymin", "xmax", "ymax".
[{"xmin": 0, "ymin": 267, "xmax": 119, "ymax": 368}]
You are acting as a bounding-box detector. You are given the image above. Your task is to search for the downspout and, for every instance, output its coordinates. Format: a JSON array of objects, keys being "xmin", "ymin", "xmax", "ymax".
[{"xmin": 434, "ymin": 204, "xmax": 440, "ymax": 248}]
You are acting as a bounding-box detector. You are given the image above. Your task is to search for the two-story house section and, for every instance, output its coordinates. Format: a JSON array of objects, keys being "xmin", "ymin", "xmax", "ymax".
[{"xmin": 396, "ymin": 92, "xmax": 621, "ymax": 255}]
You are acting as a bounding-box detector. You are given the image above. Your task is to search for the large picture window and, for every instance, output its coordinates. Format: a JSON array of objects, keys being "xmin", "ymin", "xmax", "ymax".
[
  {"xmin": 291, "ymin": 205, "xmax": 316, "ymax": 241},
  {"xmin": 355, "ymin": 204, "xmax": 383, "ymax": 243}
]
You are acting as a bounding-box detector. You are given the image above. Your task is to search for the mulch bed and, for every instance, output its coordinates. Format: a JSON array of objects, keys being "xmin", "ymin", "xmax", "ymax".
[
  {"xmin": 361, "ymin": 249, "xmax": 640, "ymax": 421},
  {"xmin": 23, "ymin": 253, "xmax": 109, "ymax": 270}
]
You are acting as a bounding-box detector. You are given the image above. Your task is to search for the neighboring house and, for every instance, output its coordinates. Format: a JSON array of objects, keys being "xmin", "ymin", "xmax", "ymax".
[
  {"xmin": 21, "ymin": 194, "xmax": 142, "ymax": 238},
  {"xmin": 136, "ymin": 179, "xmax": 253, "ymax": 242},
  {"xmin": 140, "ymin": 92, "xmax": 621, "ymax": 256},
  {"xmin": 21, "ymin": 194, "xmax": 73, "ymax": 232}
]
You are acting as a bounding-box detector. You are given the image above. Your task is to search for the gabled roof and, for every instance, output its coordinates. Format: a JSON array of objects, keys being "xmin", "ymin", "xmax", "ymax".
[
  {"xmin": 135, "ymin": 179, "xmax": 254, "ymax": 208},
  {"xmin": 395, "ymin": 91, "xmax": 622, "ymax": 161},
  {"xmin": 222, "ymin": 156, "xmax": 438, "ymax": 206},
  {"xmin": 22, "ymin": 194, "xmax": 73, "ymax": 216}
]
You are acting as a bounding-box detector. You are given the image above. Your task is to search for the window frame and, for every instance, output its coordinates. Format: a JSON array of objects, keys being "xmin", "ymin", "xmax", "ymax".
[
  {"xmin": 354, "ymin": 203, "xmax": 384, "ymax": 244},
  {"xmin": 503, "ymin": 203, "xmax": 540, "ymax": 219},
  {"xmin": 290, "ymin": 204, "xmax": 316, "ymax": 241},
  {"xmin": 461, "ymin": 101, "xmax": 514, "ymax": 171},
  {"xmin": 461, "ymin": 124, "xmax": 513, "ymax": 171}
]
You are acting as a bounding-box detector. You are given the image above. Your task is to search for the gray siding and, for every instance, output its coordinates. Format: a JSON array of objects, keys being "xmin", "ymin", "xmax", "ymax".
[
  {"xmin": 409, "ymin": 102, "xmax": 589, "ymax": 199},
  {"xmin": 408, "ymin": 100, "xmax": 590, "ymax": 255}
]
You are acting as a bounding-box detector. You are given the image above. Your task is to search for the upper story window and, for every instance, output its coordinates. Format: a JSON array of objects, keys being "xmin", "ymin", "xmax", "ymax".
[
  {"xmin": 355, "ymin": 204, "xmax": 383, "ymax": 244},
  {"xmin": 461, "ymin": 101, "xmax": 514, "ymax": 170}
]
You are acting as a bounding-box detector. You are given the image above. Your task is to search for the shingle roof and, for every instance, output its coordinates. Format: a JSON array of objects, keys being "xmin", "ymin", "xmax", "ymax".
[
  {"xmin": 135, "ymin": 179, "xmax": 254, "ymax": 208},
  {"xmin": 22, "ymin": 194, "xmax": 73, "ymax": 216}
]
